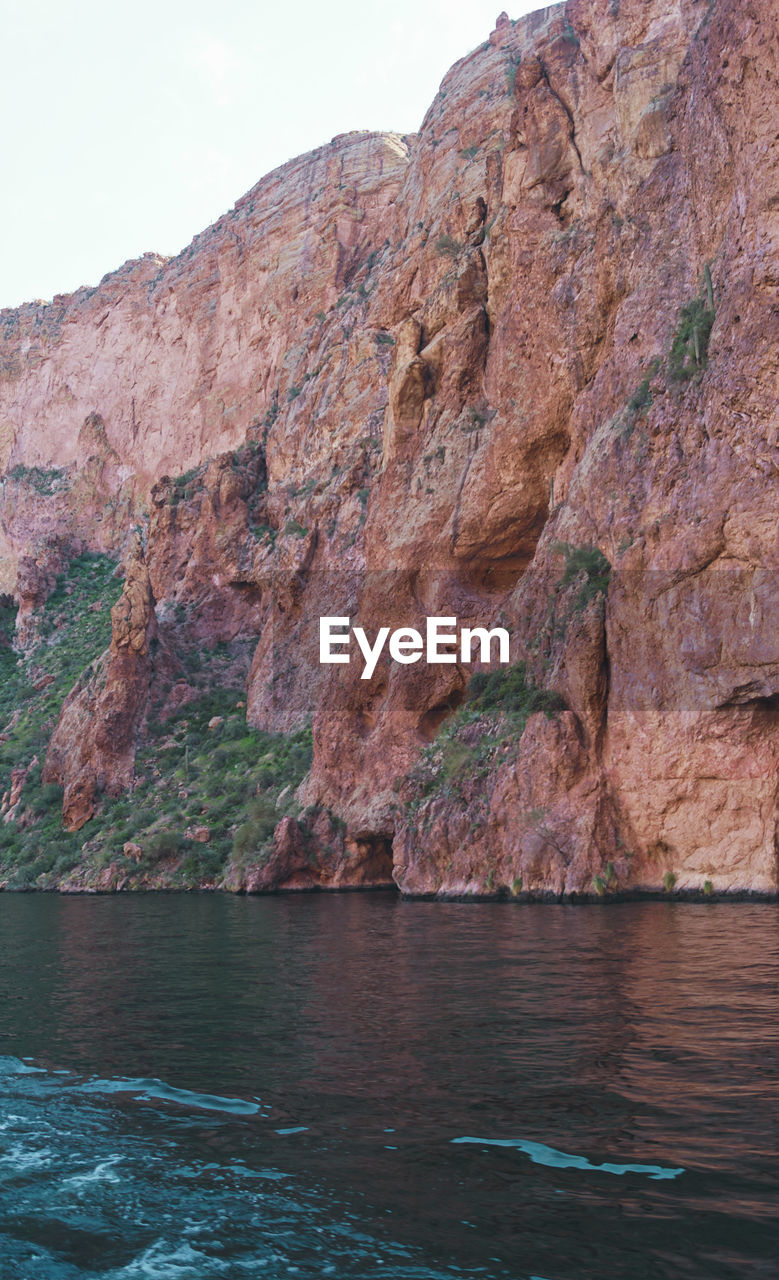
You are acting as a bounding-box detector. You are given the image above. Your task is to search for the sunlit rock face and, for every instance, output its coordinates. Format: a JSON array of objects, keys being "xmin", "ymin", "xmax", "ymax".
[{"xmin": 1, "ymin": 0, "xmax": 777, "ymax": 895}]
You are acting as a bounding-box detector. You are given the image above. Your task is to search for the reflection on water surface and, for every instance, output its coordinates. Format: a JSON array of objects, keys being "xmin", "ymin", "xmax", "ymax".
[{"xmin": 0, "ymin": 895, "xmax": 776, "ymax": 1278}]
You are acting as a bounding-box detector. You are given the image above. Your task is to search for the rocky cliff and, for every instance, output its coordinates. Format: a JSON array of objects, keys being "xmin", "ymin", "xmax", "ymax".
[{"xmin": 0, "ymin": 0, "xmax": 776, "ymax": 897}]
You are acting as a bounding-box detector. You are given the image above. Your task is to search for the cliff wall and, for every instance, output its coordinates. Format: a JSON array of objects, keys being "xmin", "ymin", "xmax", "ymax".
[{"xmin": 0, "ymin": 0, "xmax": 776, "ymax": 896}]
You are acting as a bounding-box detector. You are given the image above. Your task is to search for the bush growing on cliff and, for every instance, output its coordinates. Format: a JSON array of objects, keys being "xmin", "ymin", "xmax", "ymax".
[
  {"xmin": 8, "ymin": 464, "xmax": 69, "ymax": 496},
  {"xmin": 232, "ymin": 795, "xmax": 278, "ymax": 865},
  {"xmin": 0, "ymin": 596, "xmax": 15, "ymax": 642},
  {"xmin": 0, "ymin": 555, "xmax": 122, "ymax": 887},
  {"xmin": 283, "ymin": 519, "xmax": 308, "ymax": 539},
  {"xmin": 143, "ymin": 831, "xmax": 192, "ymax": 861},
  {"xmin": 434, "ymin": 234, "xmax": 462, "ymax": 258},
  {"xmin": 466, "ymin": 663, "xmax": 567, "ymax": 719},
  {"xmin": 556, "ymin": 543, "xmax": 611, "ymax": 610},
  {"xmin": 179, "ymin": 845, "xmax": 225, "ymax": 887},
  {"xmin": 119, "ymin": 697, "xmax": 312, "ymax": 886},
  {"xmin": 627, "ymin": 377, "xmax": 652, "ymax": 416},
  {"xmin": 167, "ymin": 467, "xmax": 204, "ymax": 504},
  {"xmin": 406, "ymin": 664, "xmax": 567, "ymax": 816},
  {"xmin": 504, "ymin": 52, "xmax": 521, "ymax": 92},
  {"xmin": 0, "ymin": 553, "xmax": 119, "ymax": 772},
  {"xmin": 0, "ymin": 605, "xmax": 22, "ymax": 718},
  {"xmin": 669, "ymin": 295, "xmax": 715, "ymax": 380},
  {"xmin": 30, "ymin": 782, "xmax": 63, "ymax": 815}
]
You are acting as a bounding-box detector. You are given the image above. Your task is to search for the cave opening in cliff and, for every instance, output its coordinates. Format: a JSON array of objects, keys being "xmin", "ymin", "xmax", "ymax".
[{"xmin": 356, "ymin": 834, "xmax": 396, "ymax": 887}]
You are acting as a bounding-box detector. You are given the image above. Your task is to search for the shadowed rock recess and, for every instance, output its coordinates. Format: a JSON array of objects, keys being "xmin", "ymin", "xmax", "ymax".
[{"xmin": 0, "ymin": 0, "xmax": 776, "ymax": 896}]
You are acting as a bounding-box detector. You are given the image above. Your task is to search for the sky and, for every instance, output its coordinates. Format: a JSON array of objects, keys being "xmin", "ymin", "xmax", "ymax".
[{"xmin": 0, "ymin": 0, "xmax": 544, "ymax": 310}]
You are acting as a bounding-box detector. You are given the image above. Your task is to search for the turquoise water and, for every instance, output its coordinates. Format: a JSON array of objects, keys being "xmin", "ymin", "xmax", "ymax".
[{"xmin": 0, "ymin": 895, "xmax": 776, "ymax": 1277}]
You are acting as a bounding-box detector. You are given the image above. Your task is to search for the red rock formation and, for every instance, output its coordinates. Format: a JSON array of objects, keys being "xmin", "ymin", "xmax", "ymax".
[
  {"xmin": 0, "ymin": 131, "xmax": 409, "ymax": 508},
  {"xmin": 1, "ymin": 0, "xmax": 777, "ymax": 893},
  {"xmin": 230, "ymin": 809, "xmax": 394, "ymax": 894},
  {"xmin": 42, "ymin": 533, "xmax": 156, "ymax": 830},
  {"xmin": 1, "ymin": 758, "xmax": 36, "ymax": 825}
]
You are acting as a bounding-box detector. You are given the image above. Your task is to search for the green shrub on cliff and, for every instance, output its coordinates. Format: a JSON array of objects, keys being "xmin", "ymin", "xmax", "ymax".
[
  {"xmin": 0, "ymin": 553, "xmax": 313, "ymax": 890},
  {"xmin": 93, "ymin": 691, "xmax": 312, "ymax": 888},
  {"xmin": 0, "ymin": 603, "xmax": 23, "ymax": 726},
  {"xmin": 0, "ymin": 553, "xmax": 119, "ymax": 769},
  {"xmin": 555, "ymin": 543, "xmax": 611, "ymax": 611},
  {"xmin": 434, "ymin": 234, "xmax": 462, "ymax": 258},
  {"xmin": 406, "ymin": 663, "xmax": 567, "ymax": 816},
  {"xmin": 669, "ymin": 295, "xmax": 715, "ymax": 380},
  {"xmin": 167, "ymin": 467, "xmax": 204, "ymax": 504},
  {"xmin": 232, "ymin": 795, "xmax": 279, "ymax": 865},
  {"xmin": 8, "ymin": 464, "xmax": 69, "ymax": 496},
  {"xmin": 0, "ymin": 553, "xmax": 122, "ymax": 887},
  {"xmin": 627, "ymin": 377, "xmax": 652, "ymax": 416},
  {"xmin": 465, "ymin": 663, "xmax": 567, "ymax": 719}
]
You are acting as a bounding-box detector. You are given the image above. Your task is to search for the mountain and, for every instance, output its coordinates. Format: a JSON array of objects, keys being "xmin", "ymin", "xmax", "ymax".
[{"xmin": 0, "ymin": 0, "xmax": 776, "ymax": 897}]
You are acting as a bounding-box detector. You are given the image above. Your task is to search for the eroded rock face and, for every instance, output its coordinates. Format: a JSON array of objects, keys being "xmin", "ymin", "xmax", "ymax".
[
  {"xmin": 1, "ymin": 759, "xmax": 36, "ymax": 825},
  {"xmin": 227, "ymin": 808, "xmax": 394, "ymax": 894},
  {"xmin": 2, "ymin": 0, "xmax": 777, "ymax": 893},
  {"xmin": 42, "ymin": 534, "xmax": 156, "ymax": 830},
  {"xmin": 0, "ymin": 132, "xmax": 409, "ymax": 498}
]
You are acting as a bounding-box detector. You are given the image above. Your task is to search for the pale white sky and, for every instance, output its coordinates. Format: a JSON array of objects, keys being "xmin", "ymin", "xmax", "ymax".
[{"xmin": 0, "ymin": 1, "xmax": 545, "ymax": 309}]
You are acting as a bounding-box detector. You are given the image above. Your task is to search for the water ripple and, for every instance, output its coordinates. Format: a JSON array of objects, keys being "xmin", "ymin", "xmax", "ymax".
[
  {"xmin": 451, "ymin": 1137, "xmax": 685, "ymax": 1180},
  {"xmin": 77, "ymin": 1077, "xmax": 261, "ymax": 1116}
]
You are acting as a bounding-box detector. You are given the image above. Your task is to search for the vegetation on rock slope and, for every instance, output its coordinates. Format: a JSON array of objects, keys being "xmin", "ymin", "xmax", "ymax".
[
  {"xmin": 405, "ymin": 663, "xmax": 568, "ymax": 819},
  {"xmin": 0, "ymin": 553, "xmax": 311, "ymax": 890}
]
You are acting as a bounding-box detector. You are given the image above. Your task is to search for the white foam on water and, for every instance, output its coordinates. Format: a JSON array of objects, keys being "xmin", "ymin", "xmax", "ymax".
[
  {"xmin": 78, "ymin": 1076, "xmax": 261, "ymax": 1115},
  {"xmin": 451, "ymin": 1136, "xmax": 685, "ymax": 1180},
  {"xmin": 61, "ymin": 1154, "xmax": 124, "ymax": 1189},
  {"xmin": 0, "ymin": 1055, "xmax": 472, "ymax": 1280},
  {"xmin": 0, "ymin": 1114, "xmax": 25, "ymax": 1131},
  {"xmin": 0, "ymin": 1141, "xmax": 54, "ymax": 1172},
  {"xmin": 228, "ymin": 1164, "xmax": 288, "ymax": 1180},
  {"xmin": 0, "ymin": 1056, "xmax": 46, "ymax": 1076},
  {"xmin": 109, "ymin": 1239, "xmax": 232, "ymax": 1278}
]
